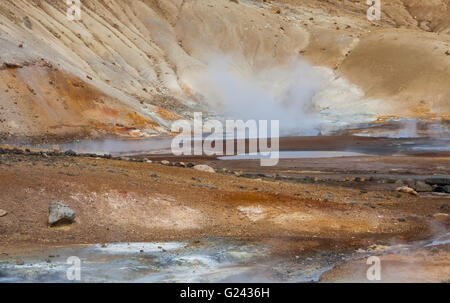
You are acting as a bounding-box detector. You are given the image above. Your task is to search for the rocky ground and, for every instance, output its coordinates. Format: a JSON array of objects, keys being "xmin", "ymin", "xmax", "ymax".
[{"xmin": 0, "ymin": 142, "xmax": 448, "ymax": 282}]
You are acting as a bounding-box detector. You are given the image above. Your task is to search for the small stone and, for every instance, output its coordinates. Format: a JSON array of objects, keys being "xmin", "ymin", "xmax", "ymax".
[
  {"xmin": 397, "ymin": 217, "xmax": 406, "ymax": 222},
  {"xmin": 405, "ymin": 178, "xmax": 416, "ymax": 188},
  {"xmin": 433, "ymin": 213, "xmax": 449, "ymax": 222},
  {"xmin": 64, "ymin": 150, "xmax": 77, "ymax": 156},
  {"xmin": 0, "ymin": 209, "xmax": 7, "ymax": 217},
  {"xmin": 161, "ymin": 160, "xmax": 170, "ymax": 165},
  {"xmin": 395, "ymin": 179, "xmax": 404, "ymax": 185}
]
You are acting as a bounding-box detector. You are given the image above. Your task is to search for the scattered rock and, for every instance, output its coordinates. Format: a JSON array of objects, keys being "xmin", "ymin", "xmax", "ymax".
[
  {"xmin": 48, "ymin": 202, "xmax": 76, "ymax": 226},
  {"xmin": 0, "ymin": 209, "xmax": 7, "ymax": 217},
  {"xmin": 444, "ymin": 186, "xmax": 450, "ymax": 193},
  {"xmin": 64, "ymin": 150, "xmax": 77, "ymax": 156},
  {"xmin": 397, "ymin": 217, "xmax": 406, "ymax": 222},
  {"xmin": 433, "ymin": 213, "xmax": 449, "ymax": 222},
  {"xmin": 193, "ymin": 164, "xmax": 215, "ymax": 173},
  {"xmin": 425, "ymin": 178, "xmax": 450, "ymax": 186},
  {"xmin": 405, "ymin": 178, "xmax": 416, "ymax": 188},
  {"xmin": 415, "ymin": 181, "xmax": 433, "ymax": 192},
  {"xmin": 161, "ymin": 160, "xmax": 170, "ymax": 165},
  {"xmin": 3, "ymin": 62, "xmax": 22, "ymax": 69},
  {"xmin": 394, "ymin": 179, "xmax": 404, "ymax": 185},
  {"xmin": 396, "ymin": 186, "xmax": 418, "ymax": 196}
]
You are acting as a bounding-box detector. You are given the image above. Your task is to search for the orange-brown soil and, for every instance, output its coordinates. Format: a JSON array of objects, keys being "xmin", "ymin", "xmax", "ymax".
[{"xmin": 0, "ymin": 150, "xmax": 447, "ymax": 260}]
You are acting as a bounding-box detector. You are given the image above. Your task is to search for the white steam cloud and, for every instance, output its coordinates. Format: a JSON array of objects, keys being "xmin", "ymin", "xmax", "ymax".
[
  {"xmin": 199, "ymin": 57, "xmax": 325, "ymax": 136},
  {"xmin": 196, "ymin": 56, "xmax": 378, "ymax": 136}
]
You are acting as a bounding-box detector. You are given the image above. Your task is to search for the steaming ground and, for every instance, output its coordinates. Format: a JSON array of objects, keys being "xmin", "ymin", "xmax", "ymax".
[
  {"xmin": 0, "ymin": 0, "xmax": 449, "ymax": 283},
  {"xmin": 197, "ymin": 57, "xmax": 385, "ymax": 136}
]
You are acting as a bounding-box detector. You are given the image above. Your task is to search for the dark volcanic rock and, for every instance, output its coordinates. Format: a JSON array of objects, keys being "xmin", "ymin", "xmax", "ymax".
[
  {"xmin": 425, "ymin": 178, "xmax": 450, "ymax": 186},
  {"xmin": 64, "ymin": 150, "xmax": 77, "ymax": 156},
  {"xmin": 433, "ymin": 186, "xmax": 446, "ymax": 193}
]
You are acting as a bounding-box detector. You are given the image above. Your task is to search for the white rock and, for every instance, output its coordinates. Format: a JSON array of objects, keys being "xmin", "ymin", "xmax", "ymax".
[
  {"xmin": 48, "ymin": 202, "xmax": 76, "ymax": 226},
  {"xmin": 396, "ymin": 186, "xmax": 418, "ymax": 196},
  {"xmin": 193, "ymin": 165, "xmax": 215, "ymax": 173}
]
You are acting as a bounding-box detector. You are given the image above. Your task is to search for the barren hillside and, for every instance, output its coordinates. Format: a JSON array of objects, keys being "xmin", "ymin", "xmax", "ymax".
[{"xmin": 0, "ymin": 0, "xmax": 449, "ymax": 142}]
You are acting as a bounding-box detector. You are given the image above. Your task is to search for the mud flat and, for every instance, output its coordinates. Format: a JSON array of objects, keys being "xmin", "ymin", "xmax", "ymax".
[{"xmin": 0, "ymin": 239, "xmax": 353, "ymax": 283}]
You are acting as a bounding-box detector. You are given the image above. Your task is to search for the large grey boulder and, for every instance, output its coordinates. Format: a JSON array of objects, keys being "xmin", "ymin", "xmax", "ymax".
[
  {"xmin": 48, "ymin": 202, "xmax": 76, "ymax": 226},
  {"xmin": 415, "ymin": 181, "xmax": 433, "ymax": 192}
]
